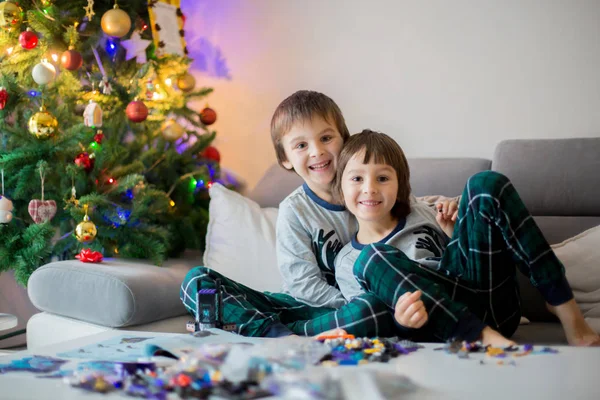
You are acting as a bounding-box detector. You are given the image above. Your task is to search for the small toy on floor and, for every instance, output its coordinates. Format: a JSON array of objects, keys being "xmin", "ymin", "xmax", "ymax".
[
  {"xmin": 0, "ymin": 355, "xmax": 68, "ymax": 374},
  {"xmin": 434, "ymin": 339, "xmax": 559, "ymax": 364},
  {"xmin": 316, "ymin": 334, "xmax": 423, "ymax": 366},
  {"xmin": 186, "ymin": 278, "xmax": 238, "ymax": 334}
]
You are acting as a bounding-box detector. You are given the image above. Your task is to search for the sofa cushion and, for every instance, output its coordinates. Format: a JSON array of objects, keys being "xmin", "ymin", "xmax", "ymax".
[
  {"xmin": 204, "ymin": 183, "xmax": 282, "ymax": 292},
  {"xmin": 553, "ymin": 225, "xmax": 600, "ymax": 320},
  {"xmin": 534, "ymin": 216, "xmax": 600, "ymax": 245},
  {"xmin": 247, "ymin": 164, "xmax": 303, "ymax": 208},
  {"xmin": 408, "ymin": 158, "xmax": 491, "ymax": 197},
  {"xmin": 517, "ymin": 223, "xmax": 600, "ymax": 323},
  {"xmin": 27, "ymin": 256, "xmax": 197, "ymax": 328},
  {"xmin": 492, "ymin": 137, "xmax": 600, "ymax": 216}
]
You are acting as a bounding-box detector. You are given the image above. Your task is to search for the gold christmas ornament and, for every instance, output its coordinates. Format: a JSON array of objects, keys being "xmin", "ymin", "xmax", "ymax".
[
  {"xmin": 101, "ymin": 4, "xmax": 131, "ymax": 38},
  {"xmin": 0, "ymin": 1, "xmax": 22, "ymax": 31},
  {"xmin": 75, "ymin": 205, "xmax": 97, "ymax": 243},
  {"xmin": 28, "ymin": 107, "xmax": 58, "ymax": 139},
  {"xmin": 176, "ymin": 72, "xmax": 196, "ymax": 93},
  {"xmin": 161, "ymin": 119, "xmax": 185, "ymax": 141}
]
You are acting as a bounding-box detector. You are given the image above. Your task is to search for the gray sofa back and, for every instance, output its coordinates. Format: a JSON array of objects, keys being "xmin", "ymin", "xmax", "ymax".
[
  {"xmin": 248, "ymin": 137, "xmax": 600, "ymax": 322},
  {"xmin": 493, "ymin": 138, "xmax": 600, "ymax": 244},
  {"xmin": 247, "ymin": 158, "xmax": 493, "ymax": 207},
  {"xmin": 408, "ymin": 158, "xmax": 491, "ymax": 198},
  {"xmin": 250, "ymin": 137, "xmax": 600, "ymax": 243}
]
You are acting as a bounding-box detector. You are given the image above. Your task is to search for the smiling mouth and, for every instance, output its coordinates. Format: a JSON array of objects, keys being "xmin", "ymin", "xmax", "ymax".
[
  {"xmin": 309, "ymin": 161, "xmax": 331, "ymax": 171},
  {"xmin": 359, "ymin": 201, "xmax": 382, "ymax": 206}
]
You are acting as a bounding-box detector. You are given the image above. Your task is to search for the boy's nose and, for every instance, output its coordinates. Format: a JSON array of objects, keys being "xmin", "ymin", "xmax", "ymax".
[
  {"xmin": 310, "ymin": 143, "xmax": 324, "ymax": 157},
  {"xmin": 362, "ymin": 180, "xmax": 378, "ymax": 194}
]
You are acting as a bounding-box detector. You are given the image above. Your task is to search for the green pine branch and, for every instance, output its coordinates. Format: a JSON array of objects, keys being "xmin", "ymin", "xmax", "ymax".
[{"xmin": 0, "ymin": 0, "xmax": 232, "ymax": 285}]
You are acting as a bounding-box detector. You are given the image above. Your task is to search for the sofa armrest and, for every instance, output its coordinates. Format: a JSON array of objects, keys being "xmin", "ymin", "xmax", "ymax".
[{"xmin": 28, "ymin": 253, "xmax": 200, "ymax": 328}]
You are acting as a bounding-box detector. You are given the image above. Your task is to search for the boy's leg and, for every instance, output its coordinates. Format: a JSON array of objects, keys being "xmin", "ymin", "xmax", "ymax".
[
  {"xmin": 280, "ymin": 292, "xmax": 400, "ymax": 338},
  {"xmin": 442, "ymin": 171, "xmax": 598, "ymax": 344},
  {"xmin": 443, "ymin": 171, "xmax": 566, "ymax": 336},
  {"xmin": 354, "ymin": 244, "xmax": 485, "ymax": 342},
  {"xmin": 181, "ymin": 266, "xmax": 317, "ymax": 337}
]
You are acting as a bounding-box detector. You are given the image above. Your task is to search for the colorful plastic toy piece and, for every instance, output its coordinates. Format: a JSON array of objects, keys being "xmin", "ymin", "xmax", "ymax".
[{"xmin": 186, "ymin": 278, "xmax": 237, "ymax": 333}]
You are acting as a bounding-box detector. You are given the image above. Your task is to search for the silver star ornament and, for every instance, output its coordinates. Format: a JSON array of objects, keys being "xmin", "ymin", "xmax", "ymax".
[{"xmin": 121, "ymin": 31, "xmax": 151, "ymax": 64}]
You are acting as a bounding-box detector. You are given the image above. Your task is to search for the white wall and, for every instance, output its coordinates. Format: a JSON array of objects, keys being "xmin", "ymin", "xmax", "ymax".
[{"xmin": 182, "ymin": 0, "xmax": 600, "ymax": 191}]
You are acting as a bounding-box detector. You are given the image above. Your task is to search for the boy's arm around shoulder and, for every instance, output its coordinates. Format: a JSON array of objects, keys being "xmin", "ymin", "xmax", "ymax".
[
  {"xmin": 276, "ymin": 203, "xmax": 346, "ymax": 309},
  {"xmin": 415, "ymin": 194, "xmax": 461, "ymax": 209}
]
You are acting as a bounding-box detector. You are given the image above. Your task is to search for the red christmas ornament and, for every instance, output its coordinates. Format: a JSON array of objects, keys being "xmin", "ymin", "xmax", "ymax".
[
  {"xmin": 94, "ymin": 132, "xmax": 104, "ymax": 144},
  {"xmin": 200, "ymin": 146, "xmax": 220, "ymax": 163},
  {"xmin": 61, "ymin": 49, "xmax": 83, "ymax": 71},
  {"xmin": 19, "ymin": 29, "xmax": 38, "ymax": 50},
  {"xmin": 75, "ymin": 152, "xmax": 94, "ymax": 172},
  {"xmin": 200, "ymin": 107, "xmax": 217, "ymax": 125},
  {"xmin": 126, "ymin": 100, "xmax": 148, "ymax": 123},
  {"xmin": 75, "ymin": 248, "xmax": 104, "ymax": 263},
  {"xmin": 0, "ymin": 87, "xmax": 8, "ymax": 110}
]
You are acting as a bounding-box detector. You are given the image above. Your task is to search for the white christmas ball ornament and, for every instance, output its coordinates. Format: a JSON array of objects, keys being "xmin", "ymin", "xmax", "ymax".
[
  {"xmin": 32, "ymin": 59, "xmax": 57, "ymax": 85},
  {"xmin": 0, "ymin": 195, "xmax": 14, "ymax": 224}
]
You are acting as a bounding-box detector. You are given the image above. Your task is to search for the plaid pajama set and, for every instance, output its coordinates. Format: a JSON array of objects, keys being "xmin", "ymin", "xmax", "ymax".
[
  {"xmin": 180, "ymin": 268, "xmax": 397, "ymax": 337},
  {"xmin": 353, "ymin": 171, "xmax": 574, "ymax": 342},
  {"xmin": 180, "ymin": 184, "xmax": 399, "ymax": 338}
]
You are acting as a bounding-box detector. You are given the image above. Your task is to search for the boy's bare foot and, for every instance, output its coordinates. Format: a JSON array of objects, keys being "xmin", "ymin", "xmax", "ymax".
[
  {"xmin": 479, "ymin": 326, "xmax": 517, "ymax": 347},
  {"xmin": 548, "ymin": 299, "xmax": 600, "ymax": 346}
]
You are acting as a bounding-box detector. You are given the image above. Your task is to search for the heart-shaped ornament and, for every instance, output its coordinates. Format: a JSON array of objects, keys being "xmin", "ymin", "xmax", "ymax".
[{"xmin": 28, "ymin": 199, "xmax": 57, "ymax": 223}]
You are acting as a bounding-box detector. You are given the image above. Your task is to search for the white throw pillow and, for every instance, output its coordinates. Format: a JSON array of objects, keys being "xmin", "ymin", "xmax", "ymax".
[
  {"xmin": 203, "ymin": 183, "xmax": 282, "ymax": 292},
  {"xmin": 552, "ymin": 225, "xmax": 600, "ymax": 319}
]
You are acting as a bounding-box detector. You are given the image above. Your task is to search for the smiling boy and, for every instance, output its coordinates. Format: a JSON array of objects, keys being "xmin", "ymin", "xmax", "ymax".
[{"xmin": 180, "ymin": 91, "xmax": 424, "ymax": 337}]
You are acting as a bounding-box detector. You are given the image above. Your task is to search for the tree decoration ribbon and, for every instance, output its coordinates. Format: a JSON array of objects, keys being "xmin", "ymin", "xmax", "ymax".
[
  {"xmin": 39, "ymin": 163, "xmax": 46, "ymax": 201},
  {"xmin": 75, "ymin": 248, "xmax": 103, "ymax": 263},
  {"xmin": 91, "ymin": 46, "xmax": 112, "ymax": 94}
]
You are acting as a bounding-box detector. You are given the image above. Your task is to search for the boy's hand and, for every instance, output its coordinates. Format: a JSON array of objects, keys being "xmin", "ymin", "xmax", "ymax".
[
  {"xmin": 394, "ymin": 291, "xmax": 428, "ymax": 329},
  {"xmin": 436, "ymin": 200, "xmax": 458, "ymax": 238},
  {"xmin": 314, "ymin": 328, "xmax": 348, "ymax": 339}
]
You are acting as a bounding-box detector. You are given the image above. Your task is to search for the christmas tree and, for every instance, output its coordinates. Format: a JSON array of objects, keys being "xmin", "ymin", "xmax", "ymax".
[{"xmin": 0, "ymin": 0, "xmax": 229, "ymax": 286}]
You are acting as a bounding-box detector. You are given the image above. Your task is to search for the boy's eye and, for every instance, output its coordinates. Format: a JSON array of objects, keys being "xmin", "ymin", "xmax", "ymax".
[
  {"xmin": 377, "ymin": 176, "xmax": 390, "ymax": 182},
  {"xmin": 321, "ymin": 135, "xmax": 332, "ymax": 142},
  {"xmin": 350, "ymin": 176, "xmax": 363, "ymax": 182},
  {"xmin": 295, "ymin": 143, "xmax": 307, "ymax": 150}
]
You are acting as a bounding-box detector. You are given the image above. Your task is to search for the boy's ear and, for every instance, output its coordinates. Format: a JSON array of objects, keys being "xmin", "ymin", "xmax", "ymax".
[{"xmin": 282, "ymin": 160, "xmax": 293, "ymax": 170}]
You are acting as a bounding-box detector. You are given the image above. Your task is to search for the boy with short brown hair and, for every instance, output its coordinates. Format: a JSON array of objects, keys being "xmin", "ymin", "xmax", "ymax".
[{"xmin": 180, "ymin": 91, "xmax": 425, "ymax": 337}]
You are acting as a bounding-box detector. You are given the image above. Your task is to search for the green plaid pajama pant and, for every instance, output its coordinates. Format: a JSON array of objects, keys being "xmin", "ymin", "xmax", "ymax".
[
  {"xmin": 180, "ymin": 268, "xmax": 399, "ymax": 337},
  {"xmin": 354, "ymin": 171, "xmax": 574, "ymax": 342}
]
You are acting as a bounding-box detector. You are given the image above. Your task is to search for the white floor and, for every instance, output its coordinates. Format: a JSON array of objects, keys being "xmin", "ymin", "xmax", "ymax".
[{"xmin": 1, "ymin": 330, "xmax": 600, "ymax": 400}]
